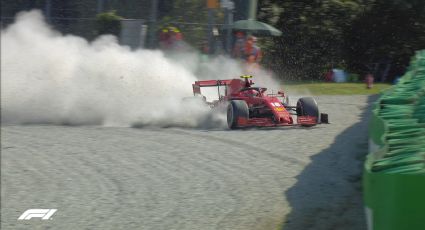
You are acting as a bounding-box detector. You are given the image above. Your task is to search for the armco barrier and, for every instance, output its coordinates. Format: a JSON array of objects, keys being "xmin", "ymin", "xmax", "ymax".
[{"xmin": 364, "ymin": 50, "xmax": 425, "ymax": 230}]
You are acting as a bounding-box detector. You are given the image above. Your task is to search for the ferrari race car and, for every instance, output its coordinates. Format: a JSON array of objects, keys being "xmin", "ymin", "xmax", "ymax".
[{"xmin": 191, "ymin": 75, "xmax": 329, "ymax": 129}]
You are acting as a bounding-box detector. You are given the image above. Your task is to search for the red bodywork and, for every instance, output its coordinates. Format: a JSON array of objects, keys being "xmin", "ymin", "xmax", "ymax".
[{"xmin": 192, "ymin": 77, "xmax": 318, "ymax": 127}]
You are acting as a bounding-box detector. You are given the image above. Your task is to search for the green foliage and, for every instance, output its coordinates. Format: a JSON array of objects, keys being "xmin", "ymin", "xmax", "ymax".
[
  {"xmin": 258, "ymin": 0, "xmax": 425, "ymax": 81},
  {"xmin": 157, "ymin": 0, "xmax": 226, "ymax": 47},
  {"xmin": 348, "ymin": 73, "xmax": 360, "ymax": 82},
  {"xmin": 284, "ymin": 82, "xmax": 392, "ymax": 95},
  {"xmin": 347, "ymin": 0, "xmax": 425, "ymax": 75},
  {"xmin": 258, "ymin": 0, "xmax": 364, "ymax": 79},
  {"xmin": 95, "ymin": 10, "xmax": 122, "ymax": 37}
]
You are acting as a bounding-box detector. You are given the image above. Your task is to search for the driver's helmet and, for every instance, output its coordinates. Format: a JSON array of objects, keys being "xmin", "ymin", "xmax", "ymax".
[{"xmin": 244, "ymin": 89, "xmax": 259, "ymax": 97}]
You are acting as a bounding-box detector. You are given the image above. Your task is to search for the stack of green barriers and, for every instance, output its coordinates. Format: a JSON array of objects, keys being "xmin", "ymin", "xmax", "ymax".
[{"xmin": 364, "ymin": 50, "xmax": 425, "ymax": 230}]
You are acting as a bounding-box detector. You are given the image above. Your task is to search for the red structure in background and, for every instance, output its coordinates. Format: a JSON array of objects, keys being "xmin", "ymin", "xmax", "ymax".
[
  {"xmin": 159, "ymin": 26, "xmax": 184, "ymax": 50},
  {"xmin": 366, "ymin": 73, "xmax": 374, "ymax": 89}
]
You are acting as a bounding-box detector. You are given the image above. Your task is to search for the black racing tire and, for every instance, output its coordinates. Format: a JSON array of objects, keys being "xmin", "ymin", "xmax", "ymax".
[
  {"xmin": 296, "ymin": 97, "xmax": 319, "ymax": 127},
  {"xmin": 227, "ymin": 100, "xmax": 249, "ymax": 129}
]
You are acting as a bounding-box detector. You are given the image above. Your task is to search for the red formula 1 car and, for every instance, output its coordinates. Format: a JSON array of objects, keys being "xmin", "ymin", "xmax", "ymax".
[{"xmin": 192, "ymin": 75, "xmax": 328, "ymax": 129}]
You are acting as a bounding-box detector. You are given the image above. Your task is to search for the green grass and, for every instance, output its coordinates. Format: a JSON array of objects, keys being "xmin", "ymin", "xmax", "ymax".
[{"xmin": 282, "ymin": 82, "xmax": 392, "ymax": 95}]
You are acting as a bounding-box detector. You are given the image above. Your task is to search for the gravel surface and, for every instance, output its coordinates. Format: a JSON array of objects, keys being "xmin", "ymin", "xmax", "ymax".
[{"xmin": 1, "ymin": 95, "xmax": 374, "ymax": 230}]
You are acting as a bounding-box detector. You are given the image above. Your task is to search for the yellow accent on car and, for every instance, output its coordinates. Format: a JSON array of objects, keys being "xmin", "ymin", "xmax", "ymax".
[{"xmin": 240, "ymin": 75, "xmax": 253, "ymax": 79}]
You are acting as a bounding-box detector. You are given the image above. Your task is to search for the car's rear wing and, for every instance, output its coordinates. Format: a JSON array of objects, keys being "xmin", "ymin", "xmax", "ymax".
[
  {"xmin": 192, "ymin": 79, "xmax": 233, "ymax": 95},
  {"xmin": 192, "ymin": 76, "xmax": 256, "ymax": 96}
]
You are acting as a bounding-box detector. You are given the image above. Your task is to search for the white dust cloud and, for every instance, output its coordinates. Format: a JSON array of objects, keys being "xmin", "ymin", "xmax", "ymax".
[
  {"xmin": 1, "ymin": 10, "xmax": 281, "ymax": 128},
  {"xmin": 1, "ymin": 10, "xmax": 219, "ymax": 127}
]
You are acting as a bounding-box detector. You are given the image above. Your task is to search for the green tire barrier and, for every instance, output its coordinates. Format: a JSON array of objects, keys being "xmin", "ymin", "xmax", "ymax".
[{"xmin": 364, "ymin": 50, "xmax": 425, "ymax": 230}]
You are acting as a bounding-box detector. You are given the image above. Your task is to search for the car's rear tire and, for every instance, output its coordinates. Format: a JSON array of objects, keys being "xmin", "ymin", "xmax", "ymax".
[
  {"xmin": 227, "ymin": 100, "xmax": 249, "ymax": 129},
  {"xmin": 296, "ymin": 97, "xmax": 319, "ymax": 127}
]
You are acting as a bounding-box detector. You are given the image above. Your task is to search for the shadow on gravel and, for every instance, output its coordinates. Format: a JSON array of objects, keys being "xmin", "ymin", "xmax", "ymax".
[{"xmin": 282, "ymin": 95, "xmax": 378, "ymax": 230}]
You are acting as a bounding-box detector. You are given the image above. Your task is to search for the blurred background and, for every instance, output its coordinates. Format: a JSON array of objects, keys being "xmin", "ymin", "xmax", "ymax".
[{"xmin": 1, "ymin": 0, "xmax": 425, "ymax": 82}]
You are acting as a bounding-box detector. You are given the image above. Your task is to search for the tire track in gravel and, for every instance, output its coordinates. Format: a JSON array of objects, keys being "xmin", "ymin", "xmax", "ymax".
[
  {"xmin": 1, "ymin": 95, "xmax": 372, "ymax": 230},
  {"xmin": 2, "ymin": 127, "xmax": 127, "ymax": 230},
  {"xmin": 162, "ymin": 128, "xmax": 307, "ymax": 229},
  {"xmin": 167, "ymin": 128, "xmax": 308, "ymax": 166},
  {"xmin": 96, "ymin": 129, "xmax": 236, "ymax": 229}
]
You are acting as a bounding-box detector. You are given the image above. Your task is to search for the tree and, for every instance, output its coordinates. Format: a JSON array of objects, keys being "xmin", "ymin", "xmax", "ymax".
[
  {"xmin": 346, "ymin": 0, "xmax": 425, "ymax": 79},
  {"xmin": 258, "ymin": 0, "xmax": 364, "ymax": 80},
  {"xmin": 258, "ymin": 0, "xmax": 425, "ymax": 81},
  {"xmin": 95, "ymin": 10, "xmax": 122, "ymax": 37},
  {"xmin": 156, "ymin": 0, "xmax": 227, "ymax": 48}
]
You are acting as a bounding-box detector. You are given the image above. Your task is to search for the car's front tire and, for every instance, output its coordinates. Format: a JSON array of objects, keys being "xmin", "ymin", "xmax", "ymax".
[{"xmin": 296, "ymin": 97, "xmax": 319, "ymax": 127}]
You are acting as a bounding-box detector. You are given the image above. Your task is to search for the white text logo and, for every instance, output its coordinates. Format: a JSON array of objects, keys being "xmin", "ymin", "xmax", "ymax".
[{"xmin": 18, "ymin": 209, "xmax": 57, "ymax": 220}]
